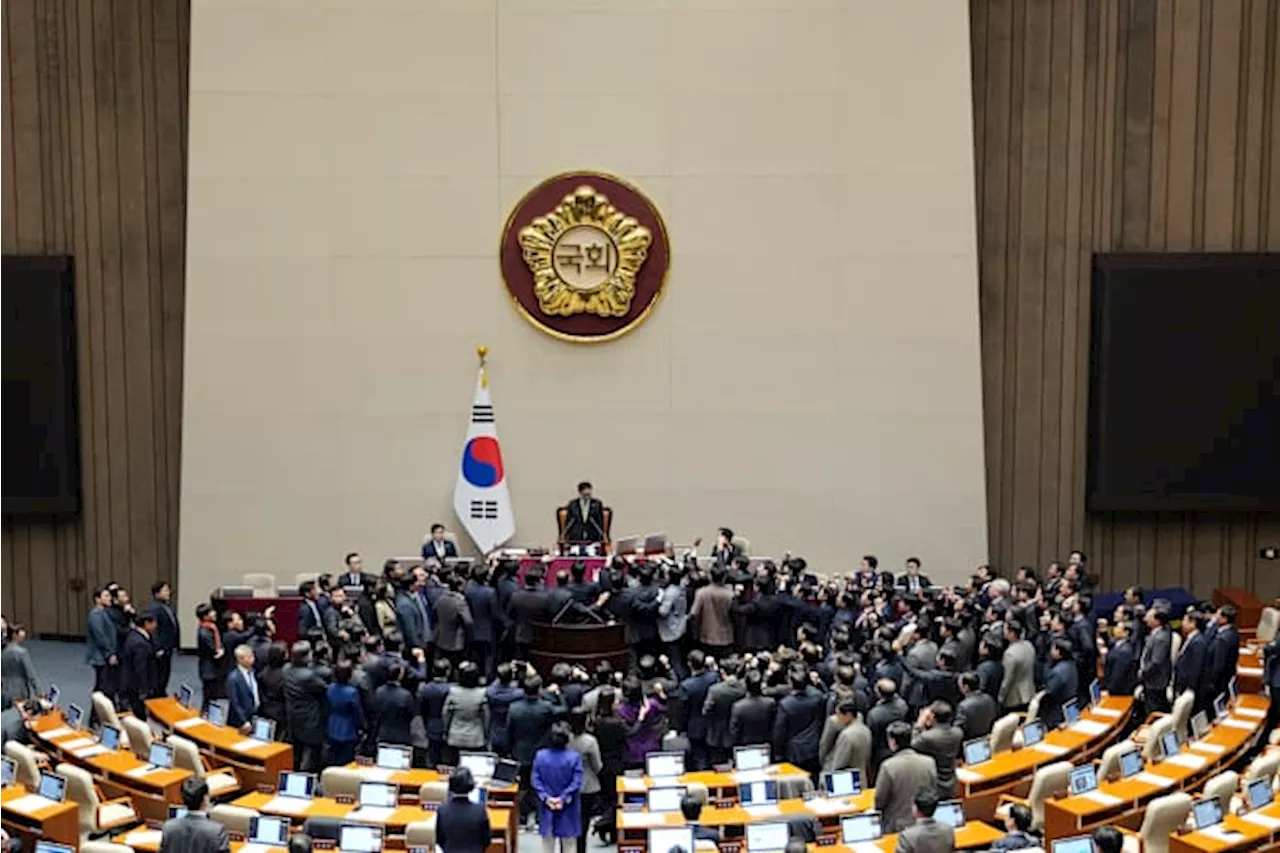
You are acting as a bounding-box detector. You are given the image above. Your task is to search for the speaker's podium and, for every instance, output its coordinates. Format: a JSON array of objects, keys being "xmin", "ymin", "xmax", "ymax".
[{"xmin": 555, "ymin": 504, "xmax": 612, "ymax": 554}]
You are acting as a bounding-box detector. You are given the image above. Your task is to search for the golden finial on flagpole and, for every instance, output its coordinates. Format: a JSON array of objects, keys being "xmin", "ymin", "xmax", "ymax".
[{"xmin": 477, "ymin": 345, "xmax": 489, "ymax": 388}]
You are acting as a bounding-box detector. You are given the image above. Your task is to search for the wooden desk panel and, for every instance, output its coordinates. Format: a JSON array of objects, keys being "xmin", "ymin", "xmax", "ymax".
[
  {"xmin": 148, "ymin": 697, "xmax": 293, "ymax": 791},
  {"xmin": 1236, "ymin": 645, "xmax": 1266, "ymax": 696},
  {"xmin": 340, "ymin": 762, "xmax": 518, "ymax": 806},
  {"xmin": 957, "ymin": 696, "xmax": 1134, "ymax": 821},
  {"xmin": 1168, "ymin": 801, "xmax": 1280, "ymax": 853},
  {"xmin": 1, "ymin": 784, "xmax": 82, "ymax": 851},
  {"xmin": 231, "ymin": 790, "xmax": 516, "ymax": 852},
  {"xmin": 802, "ymin": 822, "xmax": 1007, "ymax": 852},
  {"xmin": 615, "ymin": 763, "xmax": 812, "ymax": 804},
  {"xmin": 116, "ymin": 827, "xmax": 288, "ymax": 853},
  {"xmin": 1041, "ymin": 694, "xmax": 1268, "ymax": 844},
  {"xmin": 30, "ymin": 711, "xmax": 190, "ymax": 821}
]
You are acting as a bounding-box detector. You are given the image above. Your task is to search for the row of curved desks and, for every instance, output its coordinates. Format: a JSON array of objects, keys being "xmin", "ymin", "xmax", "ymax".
[
  {"xmin": 147, "ymin": 697, "xmax": 293, "ymax": 791},
  {"xmin": 1042, "ymin": 692, "xmax": 1269, "ymax": 845},
  {"xmin": 0, "ymin": 783, "xmax": 81, "ymax": 850},
  {"xmin": 28, "ymin": 710, "xmax": 191, "ymax": 821}
]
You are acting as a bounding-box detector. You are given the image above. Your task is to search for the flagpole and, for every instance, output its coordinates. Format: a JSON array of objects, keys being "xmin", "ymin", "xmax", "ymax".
[{"xmin": 477, "ymin": 344, "xmax": 488, "ymax": 389}]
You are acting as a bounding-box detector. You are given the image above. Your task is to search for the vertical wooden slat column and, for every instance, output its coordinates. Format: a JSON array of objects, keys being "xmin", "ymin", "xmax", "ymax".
[{"xmin": 0, "ymin": 0, "xmax": 188, "ymax": 635}]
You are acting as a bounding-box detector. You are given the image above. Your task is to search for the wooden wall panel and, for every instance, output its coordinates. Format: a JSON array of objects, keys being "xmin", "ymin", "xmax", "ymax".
[
  {"xmin": 0, "ymin": 0, "xmax": 189, "ymax": 635},
  {"xmin": 972, "ymin": 0, "xmax": 1280, "ymax": 600}
]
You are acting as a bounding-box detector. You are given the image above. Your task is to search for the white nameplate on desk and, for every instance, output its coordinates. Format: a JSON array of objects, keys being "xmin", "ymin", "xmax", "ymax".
[
  {"xmin": 358, "ymin": 767, "xmax": 396, "ymax": 782},
  {"xmin": 743, "ymin": 805, "xmax": 781, "ymax": 819},
  {"xmin": 619, "ymin": 812, "xmax": 668, "ymax": 828},
  {"xmin": 733, "ymin": 770, "xmax": 770, "ymax": 784},
  {"xmin": 955, "ymin": 768, "xmax": 983, "ymax": 783},
  {"xmin": 74, "ymin": 745, "xmax": 109, "ymax": 758},
  {"xmin": 1196, "ymin": 826, "xmax": 1247, "ymax": 842},
  {"xmin": 123, "ymin": 830, "xmax": 163, "ymax": 847},
  {"xmin": 806, "ymin": 797, "xmax": 856, "ymax": 816},
  {"xmin": 1080, "ymin": 790, "xmax": 1123, "ymax": 806},
  {"xmin": 262, "ymin": 796, "xmax": 311, "ymax": 815},
  {"xmin": 1068, "ymin": 720, "xmax": 1109, "ymax": 736},
  {"xmin": 1237, "ymin": 668, "xmax": 1263, "ymax": 678},
  {"xmin": 233, "ymin": 738, "xmax": 266, "ymax": 750},
  {"xmin": 1091, "ymin": 708, "xmax": 1123, "ymax": 718},
  {"xmin": 1221, "ymin": 718, "xmax": 1255, "ymax": 730},
  {"xmin": 1189, "ymin": 741, "xmax": 1226, "ymax": 755},
  {"xmin": 126, "ymin": 765, "xmax": 162, "ymax": 778},
  {"xmin": 1163, "ymin": 753, "xmax": 1206, "ymax": 769},
  {"xmin": 1133, "ymin": 772, "xmax": 1175, "ymax": 788},
  {"xmin": 59, "ymin": 737, "xmax": 95, "ymax": 750},
  {"xmin": 1234, "ymin": 707, "xmax": 1265, "ymax": 718},
  {"xmin": 41, "ymin": 727, "xmax": 74, "ymax": 739},
  {"xmin": 621, "ymin": 776, "xmax": 647, "ymax": 793},
  {"xmin": 3, "ymin": 794, "xmax": 55, "ymax": 815},
  {"xmin": 1032, "ymin": 743, "xmax": 1069, "ymax": 756},
  {"xmin": 1242, "ymin": 812, "xmax": 1280, "ymax": 829},
  {"xmin": 850, "ymin": 843, "xmax": 883, "ymax": 853},
  {"xmin": 174, "ymin": 718, "xmax": 205, "ymax": 730},
  {"xmin": 347, "ymin": 805, "xmax": 397, "ymax": 824}
]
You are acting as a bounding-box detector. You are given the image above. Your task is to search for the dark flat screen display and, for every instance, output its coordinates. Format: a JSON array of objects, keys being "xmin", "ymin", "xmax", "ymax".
[{"xmin": 1087, "ymin": 254, "xmax": 1279, "ymax": 510}]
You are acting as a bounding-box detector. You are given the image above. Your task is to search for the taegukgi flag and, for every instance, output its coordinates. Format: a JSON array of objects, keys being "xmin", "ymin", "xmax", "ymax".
[{"xmin": 453, "ymin": 347, "xmax": 515, "ymax": 553}]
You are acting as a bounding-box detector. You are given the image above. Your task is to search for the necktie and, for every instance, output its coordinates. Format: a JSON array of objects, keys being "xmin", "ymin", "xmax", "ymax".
[
  {"xmin": 310, "ymin": 602, "xmax": 321, "ymax": 626},
  {"xmin": 246, "ymin": 670, "xmax": 259, "ymax": 707}
]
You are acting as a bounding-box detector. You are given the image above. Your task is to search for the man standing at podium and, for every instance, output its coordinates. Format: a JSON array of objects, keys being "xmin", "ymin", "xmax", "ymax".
[{"xmin": 563, "ymin": 481, "xmax": 605, "ymax": 544}]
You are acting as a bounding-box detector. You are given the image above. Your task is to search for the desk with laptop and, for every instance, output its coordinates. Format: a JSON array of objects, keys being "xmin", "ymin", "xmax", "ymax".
[
  {"xmin": 28, "ymin": 701, "xmax": 191, "ymax": 821},
  {"xmin": 1, "ymin": 771, "xmax": 82, "ymax": 851},
  {"xmin": 148, "ymin": 688, "xmax": 293, "ymax": 791},
  {"xmin": 952, "ymin": 683, "xmax": 1134, "ymax": 821},
  {"xmin": 617, "ymin": 745, "xmax": 1002, "ymax": 852},
  {"xmin": 616, "ymin": 746, "xmax": 812, "ymax": 806},
  {"xmin": 1041, "ymin": 683, "xmax": 1268, "ymax": 844},
  {"xmin": 338, "ymin": 745, "xmax": 520, "ymax": 806},
  {"xmin": 228, "ymin": 769, "xmax": 515, "ymax": 853}
]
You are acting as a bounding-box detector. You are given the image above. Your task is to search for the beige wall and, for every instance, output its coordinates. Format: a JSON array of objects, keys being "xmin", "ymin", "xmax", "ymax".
[{"xmin": 179, "ymin": 0, "xmax": 988, "ymax": 620}]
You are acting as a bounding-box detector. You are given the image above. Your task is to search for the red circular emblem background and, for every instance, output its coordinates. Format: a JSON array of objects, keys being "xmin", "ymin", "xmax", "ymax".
[{"xmin": 500, "ymin": 172, "xmax": 671, "ymax": 343}]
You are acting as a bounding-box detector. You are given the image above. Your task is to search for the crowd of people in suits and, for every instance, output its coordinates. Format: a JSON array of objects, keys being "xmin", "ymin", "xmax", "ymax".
[{"xmin": 5, "ymin": 538, "xmax": 1277, "ymax": 853}]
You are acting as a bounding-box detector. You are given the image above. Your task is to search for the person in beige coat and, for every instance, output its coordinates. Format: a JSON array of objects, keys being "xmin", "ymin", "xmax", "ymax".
[{"xmin": 998, "ymin": 621, "xmax": 1037, "ymax": 711}]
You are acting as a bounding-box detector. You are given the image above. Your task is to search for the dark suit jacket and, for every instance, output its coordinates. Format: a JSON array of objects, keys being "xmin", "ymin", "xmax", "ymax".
[
  {"xmin": 436, "ymin": 796, "xmax": 491, "ymax": 853},
  {"xmin": 624, "ymin": 584, "xmax": 662, "ymax": 644},
  {"xmin": 226, "ymin": 668, "xmax": 259, "ymax": 729},
  {"xmin": 564, "ymin": 497, "xmax": 605, "ymax": 542},
  {"xmin": 297, "ymin": 598, "xmax": 324, "ymax": 642},
  {"xmin": 394, "ymin": 591, "xmax": 428, "ymax": 651},
  {"xmin": 434, "ymin": 591, "xmax": 473, "ymax": 653},
  {"xmin": 374, "ymin": 683, "xmax": 416, "ymax": 745},
  {"xmin": 1042, "ymin": 659, "xmax": 1078, "ymax": 728},
  {"xmin": 955, "ymin": 692, "xmax": 998, "ymax": 740},
  {"xmin": 507, "ymin": 588, "xmax": 549, "ymax": 645},
  {"xmin": 196, "ymin": 626, "xmax": 220, "ymax": 682},
  {"xmin": 338, "ymin": 571, "xmax": 374, "ymax": 588},
  {"xmin": 772, "ymin": 686, "xmax": 826, "ymax": 766},
  {"xmin": 867, "ymin": 696, "xmax": 909, "ymax": 770},
  {"xmin": 910, "ymin": 723, "xmax": 962, "ymax": 798},
  {"xmin": 283, "ymin": 664, "xmax": 328, "ymax": 745},
  {"xmin": 419, "ymin": 680, "xmax": 452, "ymax": 742},
  {"xmin": 507, "ymin": 697, "xmax": 558, "ymax": 763},
  {"xmin": 1174, "ymin": 632, "xmax": 1207, "ymax": 697},
  {"xmin": 120, "ymin": 629, "xmax": 157, "ymax": 698},
  {"xmin": 976, "ymin": 658, "xmax": 1003, "ymax": 700},
  {"xmin": 674, "ymin": 670, "xmax": 719, "ymax": 740},
  {"xmin": 422, "ymin": 539, "xmax": 458, "ymax": 562},
  {"xmin": 1102, "ymin": 640, "xmax": 1137, "ymax": 696},
  {"xmin": 86, "ymin": 607, "xmax": 118, "ymax": 667},
  {"xmin": 147, "ymin": 599, "xmax": 180, "ymax": 652},
  {"xmin": 703, "ymin": 679, "xmax": 748, "ymax": 749},
  {"xmin": 1139, "ymin": 625, "xmax": 1173, "ymax": 696},
  {"xmin": 730, "ymin": 694, "xmax": 776, "ymax": 746},
  {"xmin": 894, "ymin": 573, "xmax": 933, "ymax": 592},
  {"xmin": 159, "ymin": 812, "xmax": 231, "ymax": 853},
  {"xmin": 1206, "ymin": 625, "xmax": 1239, "ymax": 696},
  {"xmin": 465, "ymin": 582, "xmax": 501, "ymax": 643},
  {"xmin": 739, "ymin": 594, "xmax": 782, "ymax": 651}
]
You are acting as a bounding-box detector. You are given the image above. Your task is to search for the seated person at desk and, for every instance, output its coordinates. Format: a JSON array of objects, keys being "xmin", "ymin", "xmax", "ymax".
[
  {"xmin": 437, "ymin": 767, "xmax": 492, "ymax": 853},
  {"xmin": 681, "ymin": 794, "xmax": 720, "ymax": 843},
  {"xmin": 423, "ymin": 524, "xmax": 458, "ymax": 562},
  {"xmin": 894, "ymin": 789, "xmax": 953, "ymax": 853},
  {"xmin": 988, "ymin": 804, "xmax": 1038, "ymax": 851},
  {"xmin": 161, "ymin": 777, "xmax": 231, "ymax": 853},
  {"xmin": 563, "ymin": 481, "xmax": 606, "ymax": 544},
  {"xmin": 1092, "ymin": 826, "xmax": 1123, "ymax": 853}
]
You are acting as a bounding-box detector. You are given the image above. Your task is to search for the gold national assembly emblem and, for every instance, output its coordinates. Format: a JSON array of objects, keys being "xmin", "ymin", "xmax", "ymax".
[{"xmin": 500, "ymin": 172, "xmax": 670, "ymax": 342}]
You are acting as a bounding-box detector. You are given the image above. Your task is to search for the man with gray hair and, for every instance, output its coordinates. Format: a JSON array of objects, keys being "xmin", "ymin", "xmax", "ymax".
[{"xmin": 282, "ymin": 640, "xmax": 326, "ymax": 771}]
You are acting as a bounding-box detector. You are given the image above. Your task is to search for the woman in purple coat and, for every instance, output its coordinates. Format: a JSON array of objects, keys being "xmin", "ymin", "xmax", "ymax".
[
  {"xmin": 617, "ymin": 676, "xmax": 667, "ymax": 768},
  {"xmin": 533, "ymin": 723, "xmax": 584, "ymax": 853}
]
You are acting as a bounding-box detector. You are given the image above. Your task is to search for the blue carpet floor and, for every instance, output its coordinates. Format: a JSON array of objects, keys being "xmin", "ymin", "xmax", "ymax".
[{"xmin": 18, "ymin": 639, "xmax": 600, "ymax": 852}]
